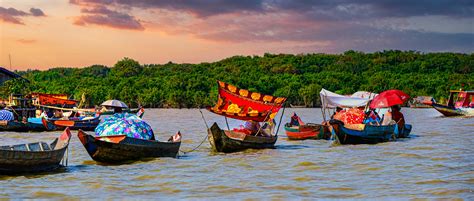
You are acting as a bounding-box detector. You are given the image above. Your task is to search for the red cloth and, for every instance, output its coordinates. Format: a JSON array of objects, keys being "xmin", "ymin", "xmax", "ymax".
[{"xmin": 333, "ymin": 108, "xmax": 365, "ymax": 124}]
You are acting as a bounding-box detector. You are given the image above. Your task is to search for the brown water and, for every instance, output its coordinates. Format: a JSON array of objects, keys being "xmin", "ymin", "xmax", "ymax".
[{"xmin": 0, "ymin": 108, "xmax": 473, "ymax": 199}]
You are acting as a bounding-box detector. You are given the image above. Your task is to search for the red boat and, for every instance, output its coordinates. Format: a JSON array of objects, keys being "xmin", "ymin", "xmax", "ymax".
[
  {"xmin": 31, "ymin": 93, "xmax": 78, "ymax": 107},
  {"xmin": 284, "ymin": 113, "xmax": 329, "ymax": 140}
]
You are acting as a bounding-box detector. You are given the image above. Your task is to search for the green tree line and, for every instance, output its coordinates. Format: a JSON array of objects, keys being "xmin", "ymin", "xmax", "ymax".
[{"xmin": 2, "ymin": 50, "xmax": 473, "ymax": 108}]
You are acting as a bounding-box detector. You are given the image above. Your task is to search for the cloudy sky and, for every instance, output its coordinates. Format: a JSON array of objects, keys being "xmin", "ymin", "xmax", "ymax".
[{"xmin": 1, "ymin": 0, "xmax": 473, "ymax": 69}]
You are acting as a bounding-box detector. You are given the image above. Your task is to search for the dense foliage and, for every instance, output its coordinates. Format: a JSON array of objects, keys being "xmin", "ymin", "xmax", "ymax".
[{"xmin": 3, "ymin": 50, "xmax": 473, "ymax": 108}]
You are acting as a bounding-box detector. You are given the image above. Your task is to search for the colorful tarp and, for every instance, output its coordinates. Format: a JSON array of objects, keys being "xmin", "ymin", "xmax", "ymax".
[
  {"xmin": 95, "ymin": 113, "xmax": 153, "ymax": 140},
  {"xmin": 208, "ymin": 81, "xmax": 287, "ymax": 122},
  {"xmin": 333, "ymin": 108, "xmax": 365, "ymax": 125}
]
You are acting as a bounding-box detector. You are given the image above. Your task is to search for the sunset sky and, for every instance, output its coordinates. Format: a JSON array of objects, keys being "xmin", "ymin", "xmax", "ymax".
[{"xmin": 1, "ymin": 0, "xmax": 473, "ymax": 70}]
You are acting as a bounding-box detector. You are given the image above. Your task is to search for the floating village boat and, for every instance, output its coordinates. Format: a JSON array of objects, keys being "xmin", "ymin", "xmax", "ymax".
[
  {"xmin": 207, "ymin": 81, "xmax": 286, "ymax": 153},
  {"xmin": 320, "ymin": 89, "xmax": 401, "ymax": 145},
  {"xmin": 431, "ymin": 90, "xmax": 474, "ymax": 117},
  {"xmin": 0, "ymin": 128, "xmax": 72, "ymax": 174},
  {"xmin": 77, "ymin": 130, "xmax": 181, "ymax": 163}
]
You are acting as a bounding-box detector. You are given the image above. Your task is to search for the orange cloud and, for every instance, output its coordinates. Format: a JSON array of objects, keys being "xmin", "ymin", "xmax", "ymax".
[{"xmin": 16, "ymin": 39, "xmax": 37, "ymax": 44}]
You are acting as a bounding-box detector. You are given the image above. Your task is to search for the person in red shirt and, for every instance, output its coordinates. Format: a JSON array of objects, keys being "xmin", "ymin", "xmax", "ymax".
[{"xmin": 390, "ymin": 105, "xmax": 405, "ymax": 132}]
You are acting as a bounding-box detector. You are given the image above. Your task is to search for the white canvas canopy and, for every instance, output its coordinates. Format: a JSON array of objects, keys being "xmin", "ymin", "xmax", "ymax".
[
  {"xmin": 351, "ymin": 91, "xmax": 378, "ymax": 99},
  {"xmin": 320, "ymin": 89, "xmax": 376, "ymax": 108}
]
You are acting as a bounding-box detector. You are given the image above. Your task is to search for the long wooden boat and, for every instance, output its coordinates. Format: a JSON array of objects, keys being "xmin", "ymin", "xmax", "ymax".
[
  {"xmin": 397, "ymin": 124, "xmax": 412, "ymax": 138},
  {"xmin": 77, "ymin": 130, "xmax": 181, "ymax": 164},
  {"xmin": 329, "ymin": 119, "xmax": 396, "ymax": 144},
  {"xmin": 0, "ymin": 128, "xmax": 72, "ymax": 174},
  {"xmin": 284, "ymin": 123, "xmax": 330, "ymax": 140},
  {"xmin": 208, "ymin": 123, "xmax": 277, "ymax": 153},
  {"xmin": 29, "ymin": 116, "xmax": 101, "ymax": 131},
  {"xmin": 31, "ymin": 93, "xmax": 78, "ymax": 107},
  {"xmin": 432, "ymin": 90, "xmax": 474, "ymax": 117},
  {"xmin": 0, "ymin": 120, "xmax": 53, "ymax": 132},
  {"xmin": 53, "ymin": 116, "xmax": 100, "ymax": 131}
]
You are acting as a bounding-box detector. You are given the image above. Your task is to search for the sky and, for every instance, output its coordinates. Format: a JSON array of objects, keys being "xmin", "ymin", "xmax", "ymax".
[{"xmin": 0, "ymin": 0, "xmax": 473, "ymax": 70}]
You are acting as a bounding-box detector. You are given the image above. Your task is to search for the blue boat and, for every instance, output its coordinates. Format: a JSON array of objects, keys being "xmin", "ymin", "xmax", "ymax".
[{"xmin": 329, "ymin": 119, "xmax": 396, "ymax": 144}]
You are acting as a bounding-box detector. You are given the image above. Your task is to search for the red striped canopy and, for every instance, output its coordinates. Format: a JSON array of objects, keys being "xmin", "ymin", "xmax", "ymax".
[{"xmin": 208, "ymin": 81, "xmax": 287, "ymax": 122}]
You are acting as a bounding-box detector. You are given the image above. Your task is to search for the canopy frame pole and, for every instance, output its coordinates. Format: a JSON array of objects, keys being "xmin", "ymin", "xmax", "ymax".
[{"xmin": 224, "ymin": 116, "xmax": 230, "ymax": 130}]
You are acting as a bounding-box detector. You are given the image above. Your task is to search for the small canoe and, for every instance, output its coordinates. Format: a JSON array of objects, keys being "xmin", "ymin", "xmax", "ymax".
[
  {"xmin": 208, "ymin": 122, "xmax": 277, "ymax": 153},
  {"xmin": 397, "ymin": 124, "xmax": 412, "ymax": 138},
  {"xmin": 284, "ymin": 123, "xmax": 330, "ymax": 140},
  {"xmin": 77, "ymin": 130, "xmax": 181, "ymax": 164},
  {"xmin": 329, "ymin": 119, "xmax": 396, "ymax": 144},
  {"xmin": 0, "ymin": 120, "xmax": 52, "ymax": 132},
  {"xmin": 0, "ymin": 128, "xmax": 72, "ymax": 174}
]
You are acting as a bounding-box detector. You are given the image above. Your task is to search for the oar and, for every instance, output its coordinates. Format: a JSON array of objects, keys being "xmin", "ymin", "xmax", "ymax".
[{"xmin": 54, "ymin": 120, "xmax": 75, "ymax": 127}]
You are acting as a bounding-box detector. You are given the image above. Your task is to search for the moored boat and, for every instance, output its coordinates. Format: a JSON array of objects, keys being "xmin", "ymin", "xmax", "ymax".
[
  {"xmin": 208, "ymin": 123, "xmax": 277, "ymax": 153},
  {"xmin": 0, "ymin": 128, "xmax": 72, "ymax": 174},
  {"xmin": 77, "ymin": 130, "xmax": 181, "ymax": 164},
  {"xmin": 207, "ymin": 81, "xmax": 286, "ymax": 153}
]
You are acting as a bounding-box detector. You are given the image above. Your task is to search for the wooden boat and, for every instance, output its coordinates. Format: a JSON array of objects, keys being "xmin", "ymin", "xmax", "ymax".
[
  {"xmin": 432, "ymin": 90, "xmax": 474, "ymax": 117},
  {"xmin": 329, "ymin": 119, "xmax": 396, "ymax": 144},
  {"xmin": 284, "ymin": 123, "xmax": 330, "ymax": 140},
  {"xmin": 29, "ymin": 116, "xmax": 101, "ymax": 131},
  {"xmin": 207, "ymin": 81, "xmax": 286, "ymax": 153},
  {"xmin": 31, "ymin": 93, "xmax": 78, "ymax": 107},
  {"xmin": 0, "ymin": 128, "xmax": 72, "ymax": 174},
  {"xmin": 208, "ymin": 123, "xmax": 277, "ymax": 153},
  {"xmin": 409, "ymin": 96, "xmax": 432, "ymax": 108},
  {"xmin": 77, "ymin": 130, "xmax": 181, "ymax": 164},
  {"xmin": 53, "ymin": 116, "xmax": 100, "ymax": 131},
  {"xmin": 397, "ymin": 124, "xmax": 412, "ymax": 138},
  {"xmin": 0, "ymin": 120, "xmax": 53, "ymax": 132}
]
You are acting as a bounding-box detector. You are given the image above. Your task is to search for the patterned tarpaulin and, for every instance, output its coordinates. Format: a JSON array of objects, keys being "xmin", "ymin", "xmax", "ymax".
[
  {"xmin": 333, "ymin": 108, "xmax": 365, "ymax": 125},
  {"xmin": 208, "ymin": 81, "xmax": 287, "ymax": 122},
  {"xmin": 94, "ymin": 113, "xmax": 153, "ymax": 140},
  {"xmin": 0, "ymin": 110, "xmax": 14, "ymax": 121}
]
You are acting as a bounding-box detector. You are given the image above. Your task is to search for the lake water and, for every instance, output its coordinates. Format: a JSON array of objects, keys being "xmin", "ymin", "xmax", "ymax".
[{"xmin": 0, "ymin": 108, "xmax": 473, "ymax": 199}]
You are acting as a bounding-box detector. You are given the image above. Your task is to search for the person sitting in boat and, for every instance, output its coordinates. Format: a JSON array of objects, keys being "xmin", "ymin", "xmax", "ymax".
[
  {"xmin": 54, "ymin": 109, "xmax": 64, "ymax": 119},
  {"xmin": 364, "ymin": 109, "xmax": 381, "ymax": 125},
  {"xmin": 114, "ymin": 107, "xmax": 123, "ymax": 114},
  {"xmin": 259, "ymin": 119, "xmax": 276, "ymax": 137},
  {"xmin": 390, "ymin": 105, "xmax": 405, "ymax": 132},
  {"xmin": 289, "ymin": 112, "xmax": 304, "ymax": 127},
  {"xmin": 331, "ymin": 107, "xmax": 343, "ymax": 119},
  {"xmin": 242, "ymin": 120, "xmax": 261, "ymax": 135}
]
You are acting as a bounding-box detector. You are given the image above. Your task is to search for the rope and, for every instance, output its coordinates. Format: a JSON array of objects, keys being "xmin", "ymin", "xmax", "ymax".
[{"xmin": 179, "ymin": 108, "xmax": 209, "ymax": 154}]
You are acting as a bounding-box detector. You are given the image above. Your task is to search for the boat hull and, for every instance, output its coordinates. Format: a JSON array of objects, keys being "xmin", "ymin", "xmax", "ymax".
[
  {"xmin": 0, "ymin": 128, "xmax": 71, "ymax": 174},
  {"xmin": 0, "ymin": 121, "xmax": 52, "ymax": 132},
  {"xmin": 330, "ymin": 120, "xmax": 395, "ymax": 145},
  {"xmin": 398, "ymin": 124, "xmax": 412, "ymax": 138},
  {"xmin": 284, "ymin": 123, "xmax": 329, "ymax": 140},
  {"xmin": 208, "ymin": 122, "xmax": 277, "ymax": 153},
  {"xmin": 77, "ymin": 130, "xmax": 181, "ymax": 164}
]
